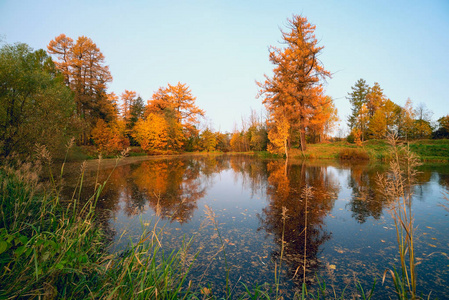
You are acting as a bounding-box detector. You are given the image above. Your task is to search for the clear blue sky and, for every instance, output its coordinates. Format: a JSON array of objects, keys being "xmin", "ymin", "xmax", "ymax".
[{"xmin": 1, "ymin": 0, "xmax": 448, "ymax": 133}]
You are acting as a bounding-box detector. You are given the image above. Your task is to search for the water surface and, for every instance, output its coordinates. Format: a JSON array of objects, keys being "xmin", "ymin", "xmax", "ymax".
[{"xmin": 67, "ymin": 155, "xmax": 449, "ymax": 298}]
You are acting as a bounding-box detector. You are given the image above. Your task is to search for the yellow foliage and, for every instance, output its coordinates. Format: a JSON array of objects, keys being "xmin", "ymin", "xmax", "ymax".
[
  {"xmin": 91, "ymin": 119, "xmax": 129, "ymax": 154},
  {"xmin": 267, "ymin": 115, "xmax": 290, "ymax": 157},
  {"xmin": 132, "ymin": 113, "xmax": 169, "ymax": 154}
]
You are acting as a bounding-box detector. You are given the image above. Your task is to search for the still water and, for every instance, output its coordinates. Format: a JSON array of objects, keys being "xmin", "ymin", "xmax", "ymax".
[{"xmin": 69, "ymin": 155, "xmax": 449, "ymax": 298}]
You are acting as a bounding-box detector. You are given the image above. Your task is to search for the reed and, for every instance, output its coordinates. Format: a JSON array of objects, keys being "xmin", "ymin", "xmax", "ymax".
[{"xmin": 378, "ymin": 133, "xmax": 420, "ymax": 299}]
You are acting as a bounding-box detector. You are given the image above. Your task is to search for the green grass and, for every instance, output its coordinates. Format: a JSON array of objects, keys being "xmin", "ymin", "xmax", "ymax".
[
  {"xmin": 287, "ymin": 139, "xmax": 449, "ymax": 162},
  {"xmin": 408, "ymin": 139, "xmax": 449, "ymax": 161}
]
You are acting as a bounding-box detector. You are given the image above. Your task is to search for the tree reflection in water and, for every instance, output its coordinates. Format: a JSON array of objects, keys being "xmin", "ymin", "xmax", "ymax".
[
  {"xmin": 346, "ymin": 162, "xmax": 386, "ymax": 223},
  {"xmin": 131, "ymin": 159, "xmax": 205, "ymax": 223},
  {"xmin": 258, "ymin": 160, "xmax": 339, "ymax": 289}
]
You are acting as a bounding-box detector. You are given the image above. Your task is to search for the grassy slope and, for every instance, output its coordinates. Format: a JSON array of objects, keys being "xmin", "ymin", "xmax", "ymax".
[
  {"xmin": 68, "ymin": 139, "xmax": 449, "ymax": 163},
  {"xmin": 291, "ymin": 139, "xmax": 449, "ymax": 162}
]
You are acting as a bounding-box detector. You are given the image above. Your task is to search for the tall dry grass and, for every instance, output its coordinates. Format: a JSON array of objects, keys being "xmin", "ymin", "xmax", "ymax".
[{"xmin": 377, "ymin": 133, "xmax": 421, "ymax": 299}]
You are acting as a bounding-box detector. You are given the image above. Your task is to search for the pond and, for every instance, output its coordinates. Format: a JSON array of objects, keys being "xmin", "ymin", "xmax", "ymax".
[{"xmin": 66, "ymin": 155, "xmax": 449, "ymax": 298}]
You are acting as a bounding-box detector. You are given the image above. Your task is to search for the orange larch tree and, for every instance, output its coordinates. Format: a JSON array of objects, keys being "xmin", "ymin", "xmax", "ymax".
[
  {"xmin": 47, "ymin": 34, "xmax": 113, "ymax": 143},
  {"xmin": 146, "ymin": 82, "xmax": 204, "ymax": 134},
  {"xmin": 258, "ymin": 15, "xmax": 331, "ymax": 152},
  {"xmin": 120, "ymin": 90, "xmax": 137, "ymax": 122},
  {"xmin": 145, "ymin": 82, "xmax": 204, "ymax": 151}
]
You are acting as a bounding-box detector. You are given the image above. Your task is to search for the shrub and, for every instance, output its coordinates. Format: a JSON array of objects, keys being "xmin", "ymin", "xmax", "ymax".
[{"xmin": 338, "ymin": 148, "xmax": 370, "ymax": 160}]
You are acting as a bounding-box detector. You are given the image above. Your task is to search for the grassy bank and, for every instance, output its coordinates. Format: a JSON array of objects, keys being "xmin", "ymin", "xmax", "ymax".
[
  {"xmin": 67, "ymin": 139, "xmax": 449, "ymax": 164},
  {"xmin": 291, "ymin": 139, "xmax": 449, "ymax": 162}
]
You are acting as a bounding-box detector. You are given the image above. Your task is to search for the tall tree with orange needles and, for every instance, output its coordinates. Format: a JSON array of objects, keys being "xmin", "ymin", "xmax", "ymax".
[
  {"xmin": 120, "ymin": 90, "xmax": 137, "ymax": 122},
  {"xmin": 258, "ymin": 15, "xmax": 331, "ymax": 152},
  {"xmin": 48, "ymin": 34, "xmax": 113, "ymax": 143},
  {"xmin": 146, "ymin": 82, "xmax": 204, "ymax": 137}
]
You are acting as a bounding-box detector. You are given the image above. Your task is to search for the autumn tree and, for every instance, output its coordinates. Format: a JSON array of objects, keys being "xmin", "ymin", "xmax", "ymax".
[
  {"xmin": 100, "ymin": 92, "xmax": 120, "ymax": 123},
  {"xmin": 215, "ymin": 132, "xmax": 231, "ymax": 152},
  {"xmin": 91, "ymin": 119, "xmax": 129, "ymax": 155},
  {"xmin": 47, "ymin": 34, "xmax": 113, "ymax": 143},
  {"xmin": 199, "ymin": 128, "xmax": 217, "ymax": 152},
  {"xmin": 230, "ymin": 131, "xmax": 248, "ymax": 152},
  {"xmin": 368, "ymin": 109, "xmax": 387, "ymax": 139},
  {"xmin": 267, "ymin": 114, "xmax": 290, "ymax": 158},
  {"xmin": 120, "ymin": 90, "xmax": 137, "ymax": 122},
  {"xmin": 413, "ymin": 103, "xmax": 433, "ymax": 139},
  {"xmin": 164, "ymin": 108, "xmax": 185, "ymax": 152},
  {"xmin": 308, "ymin": 95, "xmax": 339, "ymax": 143},
  {"xmin": 146, "ymin": 82, "xmax": 204, "ymax": 136},
  {"xmin": 258, "ymin": 15, "xmax": 331, "ymax": 152},
  {"xmin": 132, "ymin": 113, "xmax": 169, "ymax": 154},
  {"xmin": 368, "ymin": 99, "xmax": 400, "ymax": 138},
  {"xmin": 366, "ymin": 82, "xmax": 386, "ymax": 118},
  {"xmin": 347, "ymin": 79, "xmax": 370, "ymax": 131},
  {"xmin": 0, "ymin": 43, "xmax": 74, "ymax": 157}
]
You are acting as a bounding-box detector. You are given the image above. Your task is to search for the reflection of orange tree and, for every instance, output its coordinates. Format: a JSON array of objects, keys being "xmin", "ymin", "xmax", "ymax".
[
  {"xmin": 131, "ymin": 159, "xmax": 207, "ymax": 223},
  {"xmin": 258, "ymin": 161, "xmax": 339, "ymax": 288}
]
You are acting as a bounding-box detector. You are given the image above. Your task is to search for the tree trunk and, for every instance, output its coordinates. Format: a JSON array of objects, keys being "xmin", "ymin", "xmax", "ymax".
[
  {"xmin": 284, "ymin": 137, "xmax": 289, "ymax": 159},
  {"xmin": 299, "ymin": 117, "xmax": 307, "ymax": 152}
]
